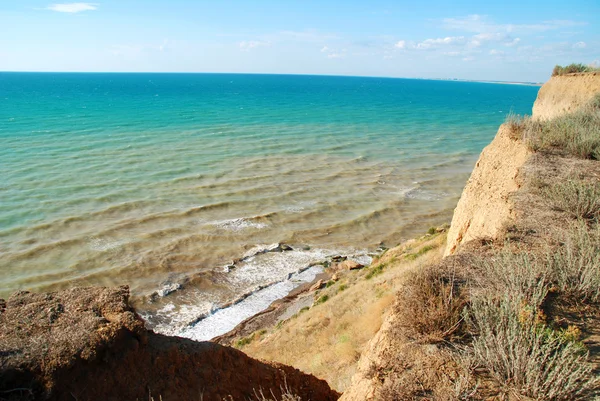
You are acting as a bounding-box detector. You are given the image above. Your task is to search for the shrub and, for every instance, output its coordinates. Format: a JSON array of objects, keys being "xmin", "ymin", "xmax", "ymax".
[
  {"xmin": 468, "ymin": 294, "xmax": 596, "ymax": 400},
  {"xmin": 474, "ymin": 251, "xmax": 548, "ymax": 306},
  {"xmin": 548, "ymin": 222, "xmax": 600, "ymax": 302},
  {"xmin": 552, "ymin": 63, "xmax": 599, "ymax": 76},
  {"xmin": 543, "ymin": 179, "xmax": 600, "ymax": 219},
  {"xmin": 504, "ymin": 112, "xmax": 529, "ymax": 139},
  {"xmin": 315, "ymin": 294, "xmax": 329, "ymax": 305},
  {"xmin": 397, "ymin": 263, "xmax": 469, "ymax": 340}
]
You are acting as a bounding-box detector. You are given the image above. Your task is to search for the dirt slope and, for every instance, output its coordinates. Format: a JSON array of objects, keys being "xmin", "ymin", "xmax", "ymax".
[{"xmin": 0, "ymin": 286, "xmax": 339, "ymax": 401}]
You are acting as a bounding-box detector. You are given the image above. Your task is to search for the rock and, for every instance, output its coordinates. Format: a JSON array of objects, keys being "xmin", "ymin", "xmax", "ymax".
[
  {"xmin": 0, "ymin": 286, "xmax": 340, "ymax": 401},
  {"xmin": 280, "ymin": 244, "xmax": 294, "ymax": 251},
  {"xmin": 331, "ymin": 255, "xmax": 347, "ymax": 263},
  {"xmin": 331, "ymin": 273, "xmax": 340, "ymax": 282},
  {"xmin": 339, "ymin": 260, "xmax": 365, "ymax": 271},
  {"xmin": 309, "ymin": 280, "xmax": 326, "ymax": 292},
  {"xmin": 157, "ymin": 282, "xmax": 182, "ymax": 297}
]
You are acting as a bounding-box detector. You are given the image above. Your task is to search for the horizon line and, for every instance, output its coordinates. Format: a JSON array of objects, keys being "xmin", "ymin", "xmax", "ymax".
[{"xmin": 0, "ymin": 70, "xmax": 546, "ymax": 85}]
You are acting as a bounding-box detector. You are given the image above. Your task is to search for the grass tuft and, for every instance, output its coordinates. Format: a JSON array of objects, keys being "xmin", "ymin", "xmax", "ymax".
[
  {"xmin": 542, "ymin": 179, "xmax": 600, "ymax": 220},
  {"xmin": 549, "ymin": 222, "xmax": 600, "ymax": 302}
]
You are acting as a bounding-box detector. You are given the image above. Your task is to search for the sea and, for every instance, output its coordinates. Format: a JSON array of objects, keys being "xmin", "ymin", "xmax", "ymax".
[{"xmin": 0, "ymin": 73, "xmax": 540, "ymax": 339}]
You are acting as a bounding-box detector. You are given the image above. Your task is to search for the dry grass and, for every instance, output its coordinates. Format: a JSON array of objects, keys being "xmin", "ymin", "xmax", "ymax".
[
  {"xmin": 543, "ymin": 179, "xmax": 600, "ymax": 220},
  {"xmin": 468, "ymin": 294, "xmax": 596, "ymax": 400},
  {"xmin": 396, "ymin": 260, "xmax": 469, "ymax": 341},
  {"xmin": 552, "ymin": 63, "xmax": 600, "ymax": 76},
  {"xmin": 506, "ymin": 94, "xmax": 600, "ymax": 160},
  {"xmin": 463, "ymin": 245, "xmax": 600, "ymax": 399},
  {"xmin": 548, "ymin": 222, "xmax": 600, "ymax": 302},
  {"xmin": 239, "ymin": 233, "xmax": 447, "ymax": 392}
]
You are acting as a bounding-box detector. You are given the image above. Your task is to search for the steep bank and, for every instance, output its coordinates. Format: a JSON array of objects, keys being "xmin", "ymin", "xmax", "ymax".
[
  {"xmin": 341, "ymin": 72, "xmax": 600, "ymax": 400},
  {"xmin": 444, "ymin": 124, "xmax": 530, "ymax": 256},
  {"xmin": 532, "ymin": 72, "xmax": 600, "ymax": 120},
  {"xmin": 0, "ymin": 286, "xmax": 339, "ymax": 401}
]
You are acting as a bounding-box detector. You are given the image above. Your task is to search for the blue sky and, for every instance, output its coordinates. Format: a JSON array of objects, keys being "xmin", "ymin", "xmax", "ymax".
[{"xmin": 1, "ymin": 1, "xmax": 598, "ymax": 81}]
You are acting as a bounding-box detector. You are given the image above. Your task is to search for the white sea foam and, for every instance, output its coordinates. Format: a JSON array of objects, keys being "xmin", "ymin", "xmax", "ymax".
[
  {"xmin": 211, "ymin": 217, "xmax": 268, "ymax": 232},
  {"xmin": 179, "ymin": 266, "xmax": 323, "ymax": 342},
  {"xmin": 148, "ymin": 246, "xmax": 343, "ymax": 337}
]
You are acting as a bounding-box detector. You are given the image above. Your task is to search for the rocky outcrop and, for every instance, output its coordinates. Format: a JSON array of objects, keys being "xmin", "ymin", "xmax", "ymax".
[
  {"xmin": 444, "ymin": 124, "xmax": 530, "ymax": 255},
  {"xmin": 0, "ymin": 286, "xmax": 339, "ymax": 401},
  {"xmin": 532, "ymin": 72, "xmax": 600, "ymax": 120}
]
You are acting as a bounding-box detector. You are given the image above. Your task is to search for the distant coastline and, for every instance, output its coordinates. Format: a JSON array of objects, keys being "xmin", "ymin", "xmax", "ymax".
[{"xmin": 425, "ymin": 77, "xmax": 544, "ymax": 86}]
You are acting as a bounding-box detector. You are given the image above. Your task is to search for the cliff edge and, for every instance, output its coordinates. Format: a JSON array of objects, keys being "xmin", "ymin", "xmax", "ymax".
[
  {"xmin": 445, "ymin": 72, "xmax": 600, "ymax": 256},
  {"xmin": 0, "ymin": 286, "xmax": 339, "ymax": 401},
  {"xmin": 532, "ymin": 72, "xmax": 600, "ymax": 120}
]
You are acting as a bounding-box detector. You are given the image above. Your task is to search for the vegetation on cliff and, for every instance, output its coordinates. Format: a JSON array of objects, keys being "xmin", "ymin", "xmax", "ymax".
[
  {"xmin": 552, "ymin": 63, "xmax": 600, "ymax": 76},
  {"xmin": 366, "ymin": 82, "xmax": 600, "ymax": 400}
]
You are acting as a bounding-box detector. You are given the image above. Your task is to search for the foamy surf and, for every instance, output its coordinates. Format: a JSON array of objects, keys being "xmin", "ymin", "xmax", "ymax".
[
  {"xmin": 179, "ymin": 266, "xmax": 323, "ymax": 341},
  {"xmin": 143, "ymin": 244, "xmax": 371, "ymax": 339}
]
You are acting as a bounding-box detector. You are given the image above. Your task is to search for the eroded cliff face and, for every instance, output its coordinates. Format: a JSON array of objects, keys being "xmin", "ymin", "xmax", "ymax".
[
  {"xmin": 532, "ymin": 72, "xmax": 600, "ymax": 120},
  {"xmin": 0, "ymin": 286, "xmax": 339, "ymax": 401},
  {"xmin": 444, "ymin": 124, "xmax": 530, "ymax": 256},
  {"xmin": 445, "ymin": 73, "xmax": 600, "ymax": 256}
]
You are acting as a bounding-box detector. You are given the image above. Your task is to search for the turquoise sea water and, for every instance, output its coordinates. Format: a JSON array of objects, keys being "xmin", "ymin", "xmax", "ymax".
[{"xmin": 0, "ymin": 73, "xmax": 539, "ymax": 336}]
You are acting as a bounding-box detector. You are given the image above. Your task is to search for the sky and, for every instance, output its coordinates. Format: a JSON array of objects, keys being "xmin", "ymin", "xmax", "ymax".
[{"xmin": 0, "ymin": 0, "xmax": 599, "ymax": 82}]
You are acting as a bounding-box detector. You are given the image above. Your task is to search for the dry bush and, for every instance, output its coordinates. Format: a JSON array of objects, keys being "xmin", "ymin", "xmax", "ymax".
[
  {"xmin": 548, "ymin": 222, "xmax": 600, "ymax": 302},
  {"xmin": 465, "ymin": 251, "xmax": 598, "ymax": 399},
  {"xmin": 524, "ymin": 103, "xmax": 600, "ymax": 159},
  {"xmin": 552, "ymin": 63, "xmax": 600, "ymax": 76},
  {"xmin": 473, "ymin": 251, "xmax": 548, "ymax": 305},
  {"xmin": 542, "ymin": 179, "xmax": 600, "ymax": 220},
  {"xmin": 468, "ymin": 294, "xmax": 597, "ymax": 400},
  {"xmin": 397, "ymin": 262, "xmax": 469, "ymax": 341},
  {"xmin": 503, "ymin": 112, "xmax": 530, "ymax": 140}
]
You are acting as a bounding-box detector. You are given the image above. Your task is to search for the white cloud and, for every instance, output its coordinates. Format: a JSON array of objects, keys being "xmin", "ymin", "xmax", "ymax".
[
  {"xmin": 395, "ymin": 40, "xmax": 406, "ymax": 49},
  {"xmin": 504, "ymin": 38, "xmax": 521, "ymax": 47},
  {"xmin": 443, "ymin": 14, "xmax": 586, "ymax": 35},
  {"xmin": 320, "ymin": 45, "xmax": 346, "ymax": 59},
  {"xmin": 489, "ymin": 49, "xmax": 505, "ymax": 56},
  {"xmin": 416, "ymin": 36, "xmax": 465, "ymax": 50},
  {"xmin": 573, "ymin": 41, "xmax": 586, "ymax": 49},
  {"xmin": 46, "ymin": 3, "xmax": 98, "ymax": 13},
  {"xmin": 239, "ymin": 40, "xmax": 270, "ymax": 51}
]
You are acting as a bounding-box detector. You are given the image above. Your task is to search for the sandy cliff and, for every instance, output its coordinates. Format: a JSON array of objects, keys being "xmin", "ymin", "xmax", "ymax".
[
  {"xmin": 532, "ymin": 72, "xmax": 600, "ymax": 120},
  {"xmin": 443, "ymin": 124, "xmax": 530, "ymax": 256},
  {"xmin": 444, "ymin": 72, "xmax": 600, "ymax": 256}
]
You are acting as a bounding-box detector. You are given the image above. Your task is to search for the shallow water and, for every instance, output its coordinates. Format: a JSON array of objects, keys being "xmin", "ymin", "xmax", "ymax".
[{"xmin": 0, "ymin": 73, "xmax": 539, "ymax": 336}]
